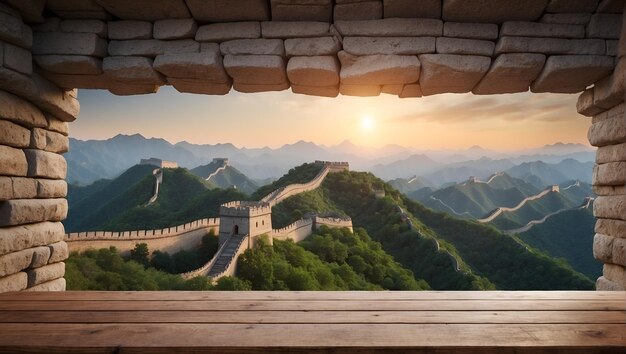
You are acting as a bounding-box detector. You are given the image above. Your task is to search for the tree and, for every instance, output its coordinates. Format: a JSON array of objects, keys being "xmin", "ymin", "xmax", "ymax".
[
  {"xmin": 129, "ymin": 243, "xmax": 150, "ymax": 268},
  {"xmin": 150, "ymin": 251, "xmax": 175, "ymax": 273}
]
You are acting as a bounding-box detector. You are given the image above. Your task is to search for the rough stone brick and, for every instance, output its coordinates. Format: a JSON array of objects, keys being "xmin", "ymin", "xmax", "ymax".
[
  {"xmin": 103, "ymin": 56, "xmax": 166, "ymax": 85},
  {"xmin": 593, "ymin": 162, "xmax": 626, "ymax": 186},
  {"xmin": 291, "ymin": 84, "xmax": 338, "ymax": 97},
  {"xmin": 108, "ymin": 39, "xmax": 200, "ymax": 57},
  {"xmin": 29, "ymin": 128, "xmax": 68, "ymax": 154},
  {"xmin": 0, "ymin": 145, "xmax": 27, "ymax": 177},
  {"xmin": 95, "ymin": 0, "xmax": 190, "ymax": 21},
  {"xmin": 545, "ymin": 0, "xmax": 599, "ymax": 12},
  {"xmin": 0, "ymin": 177, "xmax": 9, "ymax": 200},
  {"xmin": 48, "ymin": 241, "xmax": 69, "ymax": 264},
  {"xmin": 597, "ymin": 0, "xmax": 625, "ymax": 13},
  {"xmin": 109, "ymin": 84, "xmax": 159, "ymax": 96},
  {"xmin": 0, "ymin": 120, "xmax": 30, "ymax": 148},
  {"xmin": 596, "ymin": 143, "xmax": 626, "ymax": 164},
  {"xmin": 0, "ymin": 9, "xmax": 32, "ymax": 48},
  {"xmin": 383, "ymin": 0, "xmax": 441, "ymax": 19},
  {"xmin": 185, "ymin": 0, "xmax": 270, "ymax": 22},
  {"xmin": 334, "ymin": 1, "xmax": 383, "ymax": 21},
  {"xmin": 34, "ymin": 55, "xmax": 102, "ymax": 75},
  {"xmin": 0, "ymin": 272, "xmax": 27, "ymax": 292},
  {"xmin": 594, "ymin": 233, "xmax": 614, "ymax": 262},
  {"xmin": 531, "ymin": 55, "xmax": 614, "ymax": 93},
  {"xmin": 596, "ymin": 218, "xmax": 626, "ymax": 239},
  {"xmin": 9, "ymin": 177, "xmax": 37, "ymax": 200},
  {"xmin": 270, "ymin": 0, "xmax": 333, "ymax": 22},
  {"xmin": 60, "ymin": 20, "xmax": 107, "ymax": 37},
  {"xmin": 27, "ymin": 262, "xmax": 64, "ymax": 287},
  {"xmin": 594, "ymin": 195, "xmax": 626, "ymax": 220},
  {"xmin": 46, "ymin": 115, "xmax": 69, "ymax": 136},
  {"xmin": 344, "ymin": 37, "xmax": 436, "ymax": 55},
  {"xmin": 474, "ymin": 53, "xmax": 545, "ymax": 94},
  {"xmin": 36, "ymin": 179, "xmax": 67, "ymax": 198},
  {"xmin": 224, "ymin": 55, "xmax": 287, "ymax": 85},
  {"xmin": 24, "ymin": 277, "xmax": 65, "ymax": 291},
  {"xmin": 220, "ymin": 39, "xmax": 285, "ymax": 56},
  {"xmin": 2, "ymin": 43, "xmax": 32, "ymax": 76},
  {"xmin": 613, "ymin": 237, "xmax": 626, "ymax": 266},
  {"xmin": 108, "ymin": 21, "xmax": 152, "ymax": 40},
  {"xmin": 29, "ymin": 246, "xmax": 51, "ymax": 268},
  {"xmin": 32, "ymin": 32, "xmax": 107, "ymax": 57},
  {"xmin": 443, "ymin": 22, "xmax": 499, "ymax": 40},
  {"xmin": 287, "ymin": 56, "xmax": 339, "ymax": 86},
  {"xmin": 30, "ymin": 73, "xmax": 80, "ymax": 123},
  {"xmin": 0, "ymin": 248, "xmax": 34, "ymax": 277},
  {"xmin": 196, "ymin": 22, "xmax": 261, "ymax": 43},
  {"xmin": 607, "ymin": 40, "xmax": 618, "ymax": 56},
  {"xmin": 0, "ymin": 90, "xmax": 46, "ymax": 129},
  {"xmin": 34, "ymin": 18, "xmax": 61, "ymax": 33},
  {"xmin": 419, "ymin": 54, "xmax": 491, "ymax": 96},
  {"xmin": 262, "ymin": 22, "xmax": 330, "ymax": 39},
  {"xmin": 285, "ymin": 37, "xmax": 341, "ymax": 57},
  {"xmin": 495, "ymin": 37, "xmax": 606, "ymax": 55},
  {"xmin": 594, "ymin": 185, "xmax": 626, "ymax": 196},
  {"xmin": 593, "ymin": 58, "xmax": 625, "ymax": 110},
  {"xmin": 588, "ymin": 113, "xmax": 626, "ymax": 147},
  {"xmin": 154, "ymin": 45, "xmax": 230, "ymax": 83},
  {"xmin": 233, "ymin": 82, "xmax": 289, "ymax": 93},
  {"xmin": 168, "ymin": 78, "xmax": 231, "ymax": 95},
  {"xmin": 587, "ymin": 13, "xmax": 622, "ymax": 39},
  {"xmin": 604, "ymin": 263, "xmax": 626, "ymax": 285},
  {"xmin": 596, "ymin": 275, "xmax": 625, "ymax": 290},
  {"xmin": 539, "ymin": 13, "xmax": 593, "ymax": 25},
  {"xmin": 334, "ymin": 18, "xmax": 443, "ymax": 37},
  {"xmin": 0, "ymin": 198, "xmax": 68, "ymax": 226},
  {"xmin": 339, "ymin": 51, "xmax": 420, "ymax": 85},
  {"xmin": 436, "ymin": 37, "xmax": 494, "ymax": 56},
  {"xmin": 442, "ymin": 0, "xmax": 548, "ymax": 23},
  {"xmin": 399, "ymin": 84, "xmax": 423, "ymax": 98},
  {"xmin": 577, "ymin": 89, "xmax": 606, "ymax": 117},
  {"xmin": 339, "ymin": 84, "xmax": 381, "ymax": 96},
  {"xmin": 2, "ymin": 0, "xmax": 45, "ymax": 23},
  {"xmin": 153, "ymin": 19, "xmax": 197, "ymax": 40},
  {"xmin": 24, "ymin": 149, "xmax": 66, "ymax": 179},
  {"xmin": 501, "ymin": 21, "xmax": 585, "ymax": 39},
  {"xmin": 592, "ymin": 102, "xmax": 624, "ymax": 124}
]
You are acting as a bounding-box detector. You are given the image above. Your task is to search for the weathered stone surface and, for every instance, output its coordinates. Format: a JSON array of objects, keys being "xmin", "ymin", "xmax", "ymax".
[
  {"xmin": 0, "ymin": 9, "xmax": 32, "ymax": 48},
  {"xmin": 285, "ymin": 37, "xmax": 341, "ymax": 57},
  {"xmin": 496, "ymin": 37, "xmax": 606, "ymax": 55},
  {"xmin": 334, "ymin": 1, "xmax": 383, "ymax": 21},
  {"xmin": 24, "ymin": 149, "xmax": 66, "ymax": 179},
  {"xmin": 2, "ymin": 0, "xmax": 45, "ymax": 23},
  {"xmin": 335, "ymin": 19, "xmax": 443, "ymax": 37},
  {"xmin": 29, "ymin": 246, "xmax": 51, "ymax": 268},
  {"xmin": 48, "ymin": 241, "xmax": 68, "ymax": 264},
  {"xmin": 233, "ymin": 82, "xmax": 290, "ymax": 93},
  {"xmin": 594, "ymin": 185, "xmax": 626, "ymax": 196},
  {"xmin": 603, "ymin": 263, "xmax": 626, "ymax": 287},
  {"xmin": 0, "ymin": 248, "xmax": 34, "ymax": 277},
  {"xmin": 539, "ymin": 13, "xmax": 592, "ymax": 25},
  {"xmin": 443, "ymin": 22, "xmax": 498, "ymax": 40},
  {"xmin": 577, "ymin": 89, "xmax": 605, "ymax": 116},
  {"xmin": 291, "ymin": 84, "xmax": 338, "ymax": 97},
  {"xmin": 109, "ymin": 84, "xmax": 159, "ymax": 96},
  {"xmin": 196, "ymin": 22, "xmax": 260, "ymax": 43},
  {"xmin": 588, "ymin": 111, "xmax": 626, "ymax": 147},
  {"xmin": 384, "ymin": 0, "xmax": 441, "ymax": 19},
  {"xmin": 607, "ymin": 40, "xmax": 618, "ymax": 56},
  {"xmin": 108, "ymin": 21, "xmax": 152, "ymax": 40},
  {"xmin": 592, "ymin": 102, "xmax": 624, "ymax": 124},
  {"xmin": 0, "ymin": 91, "xmax": 47, "ymax": 129},
  {"xmin": 531, "ymin": 55, "xmax": 614, "ymax": 93},
  {"xmin": 546, "ymin": 0, "xmax": 599, "ymax": 12},
  {"xmin": 153, "ymin": 19, "xmax": 197, "ymax": 40},
  {"xmin": 154, "ymin": 44, "xmax": 229, "ymax": 83},
  {"xmin": 0, "ymin": 198, "xmax": 68, "ymax": 226},
  {"xmin": 95, "ymin": 0, "xmax": 190, "ymax": 20},
  {"xmin": 41, "ymin": 72, "xmax": 110, "ymax": 90},
  {"xmin": 224, "ymin": 55, "xmax": 287, "ymax": 85},
  {"xmin": 593, "ymin": 162, "xmax": 626, "ymax": 185},
  {"xmin": 596, "ymin": 218, "xmax": 626, "ymax": 239},
  {"xmin": 261, "ymin": 22, "xmax": 330, "ymax": 39},
  {"xmin": 0, "ymin": 177, "xmax": 36, "ymax": 200},
  {"xmin": 344, "ymin": 37, "xmax": 436, "ymax": 55},
  {"xmin": 30, "ymin": 128, "xmax": 68, "ymax": 154},
  {"xmin": 381, "ymin": 84, "xmax": 403, "ymax": 95},
  {"xmin": 594, "ymin": 195, "xmax": 626, "ymax": 220},
  {"xmin": 442, "ymin": 0, "xmax": 548, "ymax": 23},
  {"xmin": 287, "ymin": 56, "xmax": 339, "ymax": 86},
  {"xmin": 36, "ymin": 179, "xmax": 67, "ymax": 198},
  {"xmin": 0, "ymin": 145, "xmax": 27, "ymax": 177},
  {"xmin": 474, "ymin": 53, "xmax": 545, "ymax": 94},
  {"xmin": 46, "ymin": 115, "xmax": 68, "ymax": 136},
  {"xmin": 596, "ymin": 275, "xmax": 625, "ymax": 290},
  {"xmin": 168, "ymin": 78, "xmax": 231, "ymax": 95},
  {"xmin": 436, "ymin": 37, "xmax": 494, "ymax": 56},
  {"xmin": 1, "ymin": 43, "xmax": 32, "ymax": 75},
  {"xmin": 399, "ymin": 84, "xmax": 423, "ymax": 98},
  {"xmin": 593, "ymin": 58, "xmax": 625, "ymax": 109},
  {"xmin": 185, "ymin": 0, "xmax": 270, "ymax": 22},
  {"xmin": 613, "ymin": 237, "xmax": 626, "ymax": 266},
  {"xmin": 501, "ymin": 21, "xmax": 585, "ymax": 39},
  {"xmin": 34, "ymin": 18, "xmax": 61, "ymax": 33},
  {"xmin": 0, "ymin": 120, "xmax": 30, "ymax": 148},
  {"xmin": 60, "ymin": 20, "xmax": 107, "ymax": 37},
  {"xmin": 339, "ymin": 84, "xmax": 381, "ymax": 96},
  {"xmin": 594, "ymin": 233, "xmax": 614, "ymax": 262},
  {"xmin": 419, "ymin": 54, "xmax": 491, "ymax": 95},
  {"xmin": 587, "ymin": 13, "xmax": 622, "ymax": 39},
  {"xmin": 50, "ymin": 10, "xmax": 111, "ymax": 21},
  {"xmin": 34, "ymin": 55, "xmax": 102, "ymax": 75},
  {"xmin": 270, "ymin": 0, "xmax": 333, "ymax": 22},
  {"xmin": 31, "ymin": 73, "xmax": 80, "ymax": 123},
  {"xmin": 103, "ymin": 56, "xmax": 166, "ymax": 85},
  {"xmin": 597, "ymin": 143, "xmax": 626, "ymax": 164},
  {"xmin": 220, "ymin": 39, "xmax": 285, "ymax": 56},
  {"xmin": 108, "ymin": 40, "xmax": 200, "ymax": 57},
  {"xmin": 339, "ymin": 51, "xmax": 420, "ymax": 85},
  {"xmin": 597, "ymin": 0, "xmax": 625, "ymax": 13},
  {"xmin": 0, "ymin": 271, "xmax": 27, "ymax": 292},
  {"xmin": 24, "ymin": 277, "xmax": 66, "ymax": 291},
  {"xmin": 27, "ymin": 262, "xmax": 64, "ymax": 287},
  {"xmin": 33, "ymin": 32, "xmax": 107, "ymax": 57}
]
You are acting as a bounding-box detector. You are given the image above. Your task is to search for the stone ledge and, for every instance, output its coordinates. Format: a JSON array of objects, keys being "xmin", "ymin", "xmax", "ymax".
[
  {"xmin": 0, "ymin": 272, "xmax": 26, "ymax": 292},
  {"xmin": 594, "ymin": 195, "xmax": 626, "ymax": 221},
  {"xmin": 48, "ymin": 241, "xmax": 68, "ymax": 264},
  {"xmin": 287, "ymin": 56, "xmax": 339, "ymax": 86},
  {"xmin": 419, "ymin": 54, "xmax": 490, "ymax": 95},
  {"xmin": 474, "ymin": 53, "xmax": 545, "ymax": 95},
  {"xmin": 0, "ymin": 198, "xmax": 68, "ymax": 226},
  {"xmin": 24, "ymin": 149, "xmax": 67, "ymax": 179},
  {"xmin": 0, "ymin": 145, "xmax": 27, "ymax": 177},
  {"xmin": 23, "ymin": 276, "xmax": 65, "ymax": 291},
  {"xmin": 531, "ymin": 55, "xmax": 614, "ymax": 93},
  {"xmin": 26, "ymin": 262, "xmax": 64, "ymax": 287},
  {"xmin": 338, "ymin": 51, "xmax": 421, "ymax": 85}
]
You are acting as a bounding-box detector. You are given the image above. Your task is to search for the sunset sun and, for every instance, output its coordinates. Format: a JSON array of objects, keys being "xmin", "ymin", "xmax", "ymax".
[{"xmin": 361, "ymin": 116, "xmax": 375, "ymax": 131}]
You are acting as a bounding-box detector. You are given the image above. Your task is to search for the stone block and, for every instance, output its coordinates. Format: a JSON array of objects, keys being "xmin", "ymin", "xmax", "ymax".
[
  {"xmin": 29, "ymin": 246, "xmax": 51, "ymax": 268},
  {"xmin": 540, "ymin": 13, "xmax": 593, "ymax": 25},
  {"xmin": 587, "ymin": 13, "xmax": 622, "ymax": 39},
  {"xmin": 0, "ymin": 198, "xmax": 68, "ymax": 226},
  {"xmin": 30, "ymin": 128, "xmax": 68, "ymax": 154},
  {"xmin": 36, "ymin": 179, "xmax": 67, "ymax": 198},
  {"xmin": 419, "ymin": 54, "xmax": 491, "ymax": 95},
  {"xmin": 50, "ymin": 10, "xmax": 111, "ymax": 21},
  {"xmin": 495, "ymin": 37, "xmax": 606, "ymax": 55},
  {"xmin": 27, "ymin": 262, "xmax": 64, "ymax": 287},
  {"xmin": 383, "ymin": 0, "xmax": 441, "ymax": 19},
  {"xmin": 224, "ymin": 55, "xmax": 287, "ymax": 85},
  {"xmin": 60, "ymin": 20, "xmax": 107, "ymax": 37},
  {"xmin": 597, "ymin": 0, "xmax": 625, "ymax": 13},
  {"xmin": 604, "ymin": 263, "xmax": 626, "ymax": 285},
  {"xmin": 594, "ymin": 233, "xmax": 614, "ymax": 262},
  {"xmin": 24, "ymin": 277, "xmax": 66, "ymax": 291},
  {"xmin": 501, "ymin": 21, "xmax": 585, "ymax": 39},
  {"xmin": 0, "ymin": 91, "xmax": 47, "ymax": 129},
  {"xmin": 287, "ymin": 56, "xmax": 339, "ymax": 86},
  {"xmin": 109, "ymin": 84, "xmax": 160, "ymax": 96},
  {"xmin": 344, "ymin": 37, "xmax": 436, "ymax": 55},
  {"xmin": 24, "ymin": 149, "xmax": 66, "ymax": 179},
  {"xmin": 607, "ymin": 40, "xmax": 618, "ymax": 56},
  {"xmin": 108, "ymin": 21, "xmax": 152, "ymax": 40},
  {"xmin": 0, "ymin": 177, "xmax": 9, "ymax": 200},
  {"xmin": 261, "ymin": 22, "xmax": 330, "ymax": 39},
  {"xmin": 588, "ymin": 111, "xmax": 626, "ymax": 147},
  {"xmin": 108, "ymin": 39, "xmax": 200, "ymax": 57},
  {"xmin": 577, "ymin": 89, "xmax": 605, "ymax": 116},
  {"xmin": 34, "ymin": 18, "xmax": 61, "ymax": 33},
  {"xmin": 1, "ymin": 43, "xmax": 32, "ymax": 75},
  {"xmin": 594, "ymin": 185, "xmax": 626, "ymax": 196},
  {"xmin": 32, "ymin": 32, "xmax": 107, "ymax": 57},
  {"xmin": 442, "ymin": 0, "xmax": 548, "ymax": 23},
  {"xmin": 46, "ymin": 0, "xmax": 106, "ymax": 13},
  {"xmin": 443, "ymin": 22, "xmax": 499, "ymax": 40},
  {"xmin": 285, "ymin": 37, "xmax": 341, "ymax": 57},
  {"xmin": 546, "ymin": 0, "xmax": 599, "ymax": 12},
  {"xmin": 48, "ymin": 241, "xmax": 68, "ymax": 264},
  {"xmin": 94, "ymin": 0, "xmax": 190, "ymax": 20},
  {"xmin": 596, "ymin": 218, "xmax": 626, "ymax": 239},
  {"xmin": 2, "ymin": 0, "xmax": 45, "ymax": 23},
  {"xmin": 34, "ymin": 55, "xmax": 102, "ymax": 75},
  {"xmin": 168, "ymin": 78, "xmax": 232, "ymax": 95},
  {"xmin": 531, "ymin": 55, "xmax": 614, "ymax": 93},
  {"xmin": 593, "ymin": 58, "xmax": 626, "ymax": 110},
  {"xmin": 0, "ymin": 120, "xmax": 30, "ymax": 148},
  {"xmin": 334, "ymin": 1, "xmax": 383, "ymax": 21},
  {"xmin": 185, "ymin": 0, "xmax": 270, "ymax": 22},
  {"xmin": 339, "ymin": 84, "xmax": 382, "ymax": 96},
  {"xmin": 594, "ymin": 195, "xmax": 626, "ymax": 220},
  {"xmin": 220, "ymin": 39, "xmax": 285, "ymax": 56},
  {"xmin": 0, "ymin": 145, "xmax": 27, "ymax": 177},
  {"xmin": 291, "ymin": 85, "xmax": 339, "ymax": 97},
  {"xmin": 153, "ymin": 19, "xmax": 197, "ymax": 40},
  {"xmin": 103, "ymin": 56, "xmax": 166, "ymax": 85},
  {"xmin": 613, "ymin": 237, "xmax": 626, "ymax": 266},
  {"xmin": 436, "ymin": 37, "xmax": 494, "ymax": 56},
  {"xmin": 0, "ymin": 10, "xmax": 32, "ymax": 48},
  {"xmin": 31, "ymin": 73, "xmax": 80, "ymax": 123},
  {"xmin": 0, "ymin": 177, "xmax": 36, "ymax": 200},
  {"xmin": 399, "ymin": 84, "xmax": 423, "ymax": 98},
  {"xmin": 338, "ymin": 51, "xmax": 420, "ymax": 85},
  {"xmin": 46, "ymin": 115, "xmax": 68, "ymax": 136},
  {"xmin": 0, "ymin": 248, "xmax": 34, "ymax": 277},
  {"xmin": 270, "ymin": 0, "xmax": 333, "ymax": 22},
  {"xmin": 381, "ymin": 84, "xmax": 403, "ymax": 95},
  {"xmin": 474, "ymin": 53, "xmax": 546, "ymax": 94},
  {"xmin": 593, "ymin": 162, "xmax": 626, "ymax": 185},
  {"xmin": 196, "ymin": 22, "xmax": 260, "ymax": 43},
  {"xmin": 154, "ymin": 45, "xmax": 229, "ymax": 83},
  {"xmin": 592, "ymin": 102, "xmax": 624, "ymax": 124},
  {"xmin": 596, "ymin": 143, "xmax": 626, "ymax": 164},
  {"xmin": 334, "ymin": 18, "xmax": 443, "ymax": 37},
  {"xmin": 0, "ymin": 272, "xmax": 26, "ymax": 292},
  {"xmin": 233, "ymin": 82, "xmax": 290, "ymax": 93},
  {"xmin": 596, "ymin": 275, "xmax": 625, "ymax": 290}
]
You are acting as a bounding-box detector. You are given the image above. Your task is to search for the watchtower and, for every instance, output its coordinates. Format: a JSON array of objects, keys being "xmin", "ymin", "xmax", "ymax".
[{"xmin": 218, "ymin": 201, "xmax": 273, "ymax": 248}]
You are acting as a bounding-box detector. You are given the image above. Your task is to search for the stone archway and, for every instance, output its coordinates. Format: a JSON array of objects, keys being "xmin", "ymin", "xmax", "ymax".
[
  {"xmin": 233, "ymin": 224, "xmax": 239, "ymax": 236},
  {"xmin": 0, "ymin": 0, "xmax": 624, "ymax": 292}
]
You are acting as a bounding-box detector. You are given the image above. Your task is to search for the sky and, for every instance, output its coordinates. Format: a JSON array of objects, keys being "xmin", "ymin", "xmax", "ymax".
[{"xmin": 73, "ymin": 87, "xmax": 591, "ymax": 151}]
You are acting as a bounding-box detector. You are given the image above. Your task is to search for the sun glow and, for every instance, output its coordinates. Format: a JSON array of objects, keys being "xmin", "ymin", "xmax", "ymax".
[{"xmin": 361, "ymin": 116, "xmax": 375, "ymax": 131}]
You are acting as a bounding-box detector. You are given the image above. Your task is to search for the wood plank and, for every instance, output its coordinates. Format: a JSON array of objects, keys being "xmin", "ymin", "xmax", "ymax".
[
  {"xmin": 0, "ymin": 299, "xmax": 623, "ymax": 311},
  {"xmin": 1, "ymin": 310, "xmax": 624, "ymax": 324}
]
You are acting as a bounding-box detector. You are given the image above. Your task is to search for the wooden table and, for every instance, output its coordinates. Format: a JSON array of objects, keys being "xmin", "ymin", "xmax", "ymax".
[{"xmin": 0, "ymin": 291, "xmax": 624, "ymax": 353}]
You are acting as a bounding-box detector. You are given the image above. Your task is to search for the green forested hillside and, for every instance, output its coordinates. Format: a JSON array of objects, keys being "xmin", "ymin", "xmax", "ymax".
[
  {"xmin": 252, "ymin": 162, "xmax": 323, "ymax": 200},
  {"xmin": 190, "ymin": 162, "xmax": 259, "ymax": 194}
]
